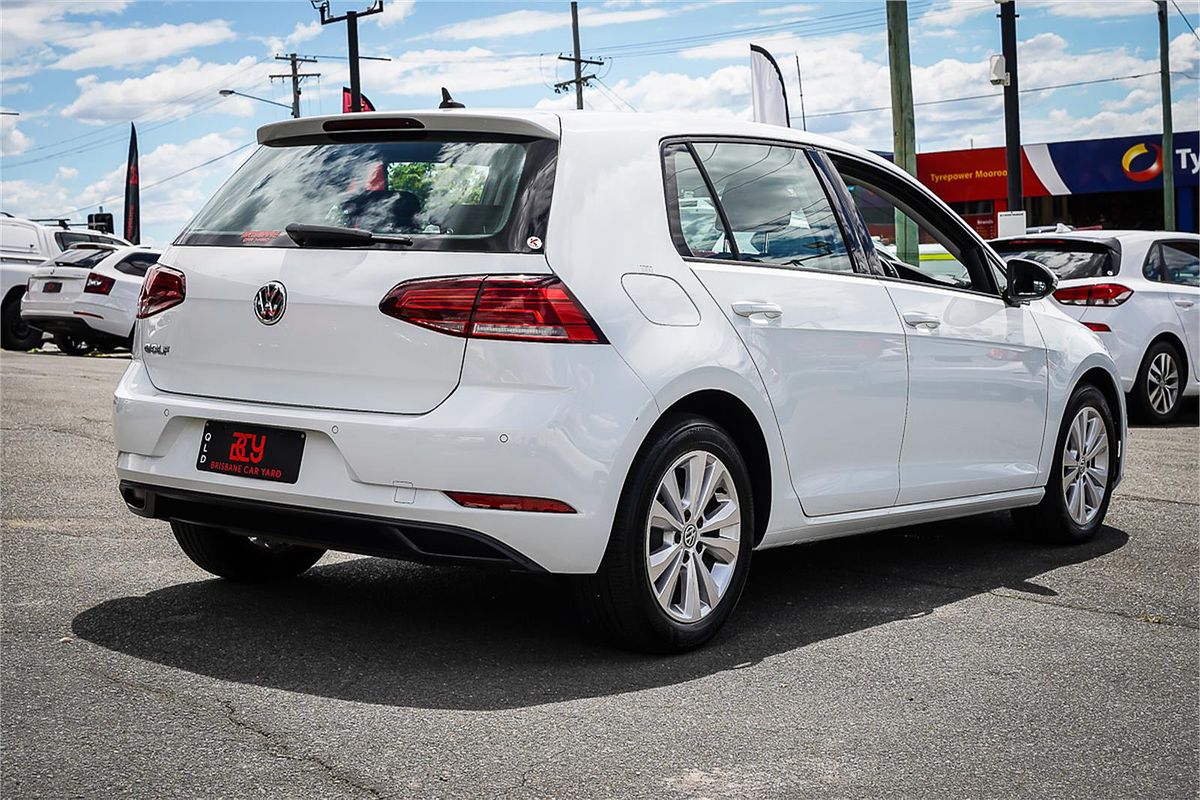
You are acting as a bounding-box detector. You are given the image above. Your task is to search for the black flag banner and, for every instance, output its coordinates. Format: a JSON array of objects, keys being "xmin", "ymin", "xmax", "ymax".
[{"xmin": 123, "ymin": 123, "xmax": 140, "ymax": 244}]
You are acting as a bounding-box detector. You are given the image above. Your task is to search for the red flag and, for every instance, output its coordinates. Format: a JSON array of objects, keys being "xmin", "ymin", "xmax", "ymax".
[
  {"xmin": 123, "ymin": 123, "xmax": 140, "ymax": 244},
  {"xmin": 342, "ymin": 87, "xmax": 376, "ymax": 113}
]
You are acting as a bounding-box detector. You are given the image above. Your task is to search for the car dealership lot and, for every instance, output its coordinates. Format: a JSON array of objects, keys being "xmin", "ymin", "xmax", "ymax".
[{"xmin": 2, "ymin": 351, "xmax": 1196, "ymax": 799}]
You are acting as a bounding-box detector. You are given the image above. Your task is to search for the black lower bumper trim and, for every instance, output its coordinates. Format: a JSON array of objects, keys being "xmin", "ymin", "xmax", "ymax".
[{"xmin": 119, "ymin": 481, "xmax": 545, "ymax": 572}]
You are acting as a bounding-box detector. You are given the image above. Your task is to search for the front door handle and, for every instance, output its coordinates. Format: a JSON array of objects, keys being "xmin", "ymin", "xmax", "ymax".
[
  {"xmin": 1174, "ymin": 299, "xmax": 1195, "ymax": 309},
  {"xmin": 903, "ymin": 311, "xmax": 941, "ymax": 330},
  {"xmin": 732, "ymin": 301, "xmax": 783, "ymax": 320}
]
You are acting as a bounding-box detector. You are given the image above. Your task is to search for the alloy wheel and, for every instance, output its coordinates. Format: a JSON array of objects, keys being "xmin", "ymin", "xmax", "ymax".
[
  {"xmin": 1061, "ymin": 406, "xmax": 1109, "ymax": 527},
  {"xmin": 644, "ymin": 450, "xmax": 742, "ymax": 623},
  {"xmin": 1147, "ymin": 351, "xmax": 1180, "ymax": 416}
]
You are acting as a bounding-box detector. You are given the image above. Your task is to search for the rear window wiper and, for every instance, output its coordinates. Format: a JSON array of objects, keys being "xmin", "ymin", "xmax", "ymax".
[{"xmin": 285, "ymin": 223, "xmax": 413, "ymax": 248}]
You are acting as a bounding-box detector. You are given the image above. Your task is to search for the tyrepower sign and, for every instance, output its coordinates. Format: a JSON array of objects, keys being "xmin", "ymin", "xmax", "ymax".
[{"xmin": 918, "ymin": 131, "xmax": 1200, "ymax": 203}]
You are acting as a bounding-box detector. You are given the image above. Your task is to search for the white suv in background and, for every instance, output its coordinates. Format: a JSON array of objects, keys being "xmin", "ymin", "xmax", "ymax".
[
  {"xmin": 992, "ymin": 231, "xmax": 1200, "ymax": 422},
  {"xmin": 114, "ymin": 111, "xmax": 1124, "ymax": 651},
  {"xmin": 1, "ymin": 215, "xmax": 130, "ymax": 350},
  {"xmin": 21, "ymin": 244, "xmax": 161, "ymax": 355}
]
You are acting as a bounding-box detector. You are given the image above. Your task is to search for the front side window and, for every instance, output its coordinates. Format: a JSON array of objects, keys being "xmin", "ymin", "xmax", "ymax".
[
  {"xmin": 1144, "ymin": 240, "xmax": 1200, "ymax": 286},
  {"xmin": 177, "ymin": 134, "xmax": 557, "ymax": 252},
  {"xmin": 833, "ymin": 157, "xmax": 997, "ymax": 295},
  {"xmin": 667, "ymin": 141, "xmax": 852, "ymax": 273}
]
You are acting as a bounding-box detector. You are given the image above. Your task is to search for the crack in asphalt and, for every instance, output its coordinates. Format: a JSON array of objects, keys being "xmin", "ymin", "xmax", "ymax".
[
  {"xmin": 74, "ymin": 664, "xmax": 385, "ymax": 799},
  {"xmin": 1114, "ymin": 492, "xmax": 1200, "ymax": 508},
  {"xmin": 1, "ymin": 424, "xmax": 112, "ymax": 446}
]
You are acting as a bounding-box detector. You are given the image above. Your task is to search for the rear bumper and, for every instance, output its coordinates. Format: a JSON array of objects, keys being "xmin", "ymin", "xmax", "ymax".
[
  {"xmin": 113, "ymin": 342, "xmax": 659, "ymax": 574},
  {"xmin": 20, "ymin": 313, "xmax": 126, "ymax": 345},
  {"xmin": 120, "ymin": 481, "xmax": 546, "ymax": 571}
]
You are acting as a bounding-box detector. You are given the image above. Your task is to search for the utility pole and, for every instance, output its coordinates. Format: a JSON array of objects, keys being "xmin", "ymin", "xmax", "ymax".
[
  {"xmin": 311, "ymin": 0, "xmax": 384, "ymax": 113},
  {"xmin": 794, "ymin": 53, "xmax": 808, "ymax": 131},
  {"xmin": 886, "ymin": 0, "xmax": 918, "ymax": 267},
  {"xmin": 554, "ymin": 1, "xmax": 602, "ymax": 109},
  {"xmin": 270, "ymin": 53, "xmax": 320, "ymax": 119},
  {"xmin": 1157, "ymin": 0, "xmax": 1176, "ymax": 230},
  {"xmin": 998, "ymin": 0, "xmax": 1023, "ymax": 213}
]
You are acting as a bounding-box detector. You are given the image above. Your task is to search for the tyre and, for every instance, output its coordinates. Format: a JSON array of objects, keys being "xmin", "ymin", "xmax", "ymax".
[
  {"xmin": 577, "ymin": 414, "xmax": 754, "ymax": 653},
  {"xmin": 171, "ymin": 520, "xmax": 325, "ymax": 582},
  {"xmin": 1, "ymin": 295, "xmax": 41, "ymax": 351},
  {"xmin": 1012, "ymin": 384, "xmax": 1115, "ymax": 544},
  {"xmin": 53, "ymin": 332, "xmax": 93, "ymax": 356},
  {"xmin": 1132, "ymin": 340, "xmax": 1184, "ymax": 423}
]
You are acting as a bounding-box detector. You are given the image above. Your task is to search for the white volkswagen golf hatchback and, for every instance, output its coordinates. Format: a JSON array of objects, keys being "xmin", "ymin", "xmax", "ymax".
[{"xmin": 116, "ymin": 111, "xmax": 1124, "ymax": 651}]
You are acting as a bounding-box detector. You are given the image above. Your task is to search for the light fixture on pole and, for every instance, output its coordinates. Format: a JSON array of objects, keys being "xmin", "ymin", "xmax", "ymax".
[{"xmin": 217, "ymin": 89, "xmax": 293, "ymax": 112}]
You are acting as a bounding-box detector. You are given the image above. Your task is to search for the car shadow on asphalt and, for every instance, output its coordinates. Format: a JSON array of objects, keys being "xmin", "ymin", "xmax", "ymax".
[{"xmin": 72, "ymin": 512, "xmax": 1128, "ymax": 711}]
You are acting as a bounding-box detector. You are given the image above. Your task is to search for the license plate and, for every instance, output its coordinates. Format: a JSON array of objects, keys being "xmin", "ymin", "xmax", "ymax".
[
  {"xmin": 43, "ymin": 281, "xmax": 62, "ymax": 293},
  {"xmin": 196, "ymin": 421, "xmax": 305, "ymax": 484}
]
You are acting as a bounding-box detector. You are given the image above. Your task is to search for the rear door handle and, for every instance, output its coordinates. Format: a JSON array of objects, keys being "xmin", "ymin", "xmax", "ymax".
[
  {"xmin": 732, "ymin": 301, "xmax": 783, "ymax": 320},
  {"xmin": 903, "ymin": 312, "xmax": 941, "ymax": 330},
  {"xmin": 1174, "ymin": 299, "xmax": 1195, "ymax": 309}
]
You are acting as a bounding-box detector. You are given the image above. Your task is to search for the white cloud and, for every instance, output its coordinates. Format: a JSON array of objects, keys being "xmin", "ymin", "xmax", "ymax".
[
  {"xmin": 414, "ymin": 5, "xmax": 672, "ymax": 41},
  {"xmin": 1031, "ymin": 0, "xmax": 1156, "ymax": 18},
  {"xmin": 51, "ymin": 21, "xmax": 237, "ymax": 71},
  {"xmin": 1, "ymin": 131, "xmax": 252, "ymax": 244},
  {"xmin": 538, "ymin": 64, "xmax": 753, "ymax": 116},
  {"xmin": 261, "ymin": 21, "xmax": 323, "ymax": 54},
  {"xmin": 375, "ymin": 0, "xmax": 417, "ymax": 27},
  {"xmin": 0, "ymin": 115, "xmax": 33, "ymax": 156},
  {"xmin": 55, "ymin": 166, "xmax": 79, "ymax": 181},
  {"xmin": 758, "ymin": 4, "xmax": 815, "ymax": 17},
  {"xmin": 916, "ymin": 0, "xmax": 992, "ymax": 30},
  {"xmin": 0, "ymin": 1, "xmax": 130, "ymax": 60},
  {"xmin": 357, "ymin": 48, "xmax": 551, "ymax": 98},
  {"xmin": 60, "ymin": 57, "xmax": 277, "ymax": 125}
]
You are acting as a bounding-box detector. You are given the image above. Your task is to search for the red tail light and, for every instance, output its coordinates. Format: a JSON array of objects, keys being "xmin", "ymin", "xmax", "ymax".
[
  {"xmin": 379, "ymin": 275, "xmax": 605, "ymax": 344},
  {"xmin": 1053, "ymin": 283, "xmax": 1133, "ymax": 306},
  {"xmin": 137, "ymin": 266, "xmax": 186, "ymax": 318},
  {"xmin": 445, "ymin": 491, "xmax": 576, "ymax": 513},
  {"xmin": 83, "ymin": 272, "xmax": 115, "ymax": 295}
]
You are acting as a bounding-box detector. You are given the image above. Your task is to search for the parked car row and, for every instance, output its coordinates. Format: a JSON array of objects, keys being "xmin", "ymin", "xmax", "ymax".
[
  {"xmin": 0, "ymin": 214, "xmax": 159, "ymax": 354},
  {"xmin": 991, "ymin": 231, "xmax": 1199, "ymax": 423}
]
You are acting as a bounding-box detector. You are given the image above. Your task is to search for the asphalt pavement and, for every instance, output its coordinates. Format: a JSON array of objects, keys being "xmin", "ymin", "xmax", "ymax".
[{"xmin": 2, "ymin": 350, "xmax": 1197, "ymax": 799}]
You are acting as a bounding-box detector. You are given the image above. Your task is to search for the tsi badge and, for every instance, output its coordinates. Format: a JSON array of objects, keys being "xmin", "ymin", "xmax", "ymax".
[{"xmin": 254, "ymin": 281, "xmax": 287, "ymax": 325}]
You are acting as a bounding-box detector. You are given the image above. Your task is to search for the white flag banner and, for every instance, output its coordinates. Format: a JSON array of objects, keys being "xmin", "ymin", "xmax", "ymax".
[{"xmin": 750, "ymin": 44, "xmax": 790, "ymax": 127}]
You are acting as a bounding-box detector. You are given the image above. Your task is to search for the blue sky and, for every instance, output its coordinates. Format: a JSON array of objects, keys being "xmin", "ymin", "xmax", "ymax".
[{"xmin": 2, "ymin": 0, "xmax": 1197, "ymax": 245}]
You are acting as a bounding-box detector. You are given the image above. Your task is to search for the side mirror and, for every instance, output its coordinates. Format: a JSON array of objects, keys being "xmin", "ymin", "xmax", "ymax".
[{"xmin": 1005, "ymin": 257, "xmax": 1057, "ymax": 304}]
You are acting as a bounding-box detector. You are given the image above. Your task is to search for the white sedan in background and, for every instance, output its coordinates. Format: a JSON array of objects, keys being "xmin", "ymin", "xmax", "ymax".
[
  {"xmin": 21, "ymin": 244, "xmax": 160, "ymax": 355},
  {"xmin": 992, "ymin": 231, "xmax": 1200, "ymax": 422}
]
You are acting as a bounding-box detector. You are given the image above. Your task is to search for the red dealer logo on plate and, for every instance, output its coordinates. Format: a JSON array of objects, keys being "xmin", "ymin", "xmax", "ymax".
[{"xmin": 1120, "ymin": 142, "xmax": 1163, "ymax": 183}]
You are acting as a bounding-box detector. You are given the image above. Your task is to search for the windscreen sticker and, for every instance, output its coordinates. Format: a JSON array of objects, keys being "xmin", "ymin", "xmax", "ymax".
[
  {"xmin": 241, "ymin": 230, "xmax": 282, "ymax": 245},
  {"xmin": 526, "ymin": 236, "xmax": 543, "ymax": 250}
]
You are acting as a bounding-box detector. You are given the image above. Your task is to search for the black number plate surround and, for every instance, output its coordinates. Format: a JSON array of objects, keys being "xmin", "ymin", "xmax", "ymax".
[{"xmin": 196, "ymin": 421, "xmax": 305, "ymax": 484}]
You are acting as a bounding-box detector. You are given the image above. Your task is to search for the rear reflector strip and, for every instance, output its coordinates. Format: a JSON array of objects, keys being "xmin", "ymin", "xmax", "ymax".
[
  {"xmin": 445, "ymin": 491, "xmax": 576, "ymax": 514},
  {"xmin": 1083, "ymin": 322, "xmax": 1111, "ymax": 332}
]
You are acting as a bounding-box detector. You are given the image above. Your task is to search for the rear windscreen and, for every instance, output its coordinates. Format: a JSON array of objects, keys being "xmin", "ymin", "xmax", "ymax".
[
  {"xmin": 176, "ymin": 134, "xmax": 557, "ymax": 253},
  {"xmin": 992, "ymin": 241, "xmax": 1117, "ymax": 279}
]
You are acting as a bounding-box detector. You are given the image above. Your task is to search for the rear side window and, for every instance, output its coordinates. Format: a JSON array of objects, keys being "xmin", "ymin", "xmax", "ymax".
[
  {"xmin": 678, "ymin": 141, "xmax": 851, "ymax": 273},
  {"xmin": 1144, "ymin": 240, "xmax": 1199, "ymax": 286},
  {"xmin": 992, "ymin": 240, "xmax": 1117, "ymax": 280},
  {"xmin": 55, "ymin": 231, "xmax": 96, "ymax": 249},
  {"xmin": 177, "ymin": 134, "xmax": 557, "ymax": 253},
  {"xmin": 114, "ymin": 253, "xmax": 159, "ymax": 277}
]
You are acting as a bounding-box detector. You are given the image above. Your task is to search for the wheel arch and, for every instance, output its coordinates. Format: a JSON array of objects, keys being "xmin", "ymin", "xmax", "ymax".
[
  {"xmin": 2, "ymin": 284, "xmax": 25, "ymax": 310},
  {"xmin": 654, "ymin": 389, "xmax": 773, "ymax": 546},
  {"xmin": 1074, "ymin": 364, "xmax": 1125, "ymax": 483}
]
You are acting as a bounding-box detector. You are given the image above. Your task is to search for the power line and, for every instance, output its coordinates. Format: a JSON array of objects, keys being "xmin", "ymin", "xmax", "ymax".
[
  {"xmin": 800, "ymin": 70, "xmax": 1163, "ymax": 121},
  {"xmin": 1171, "ymin": 0, "xmax": 1200, "ymax": 40},
  {"xmin": 51, "ymin": 142, "xmax": 254, "ymax": 219}
]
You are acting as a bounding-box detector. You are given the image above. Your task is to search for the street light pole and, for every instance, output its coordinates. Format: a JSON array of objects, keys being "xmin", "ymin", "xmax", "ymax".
[{"xmin": 311, "ymin": 0, "xmax": 384, "ymax": 113}]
